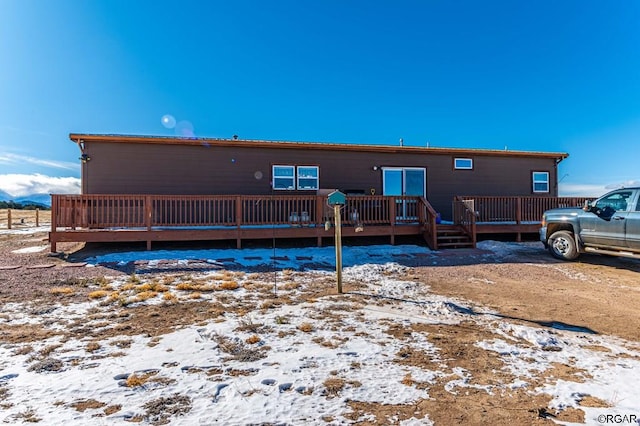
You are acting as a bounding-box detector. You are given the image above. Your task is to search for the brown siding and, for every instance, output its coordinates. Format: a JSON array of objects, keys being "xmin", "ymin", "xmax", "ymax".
[{"xmin": 83, "ymin": 141, "xmax": 559, "ymax": 219}]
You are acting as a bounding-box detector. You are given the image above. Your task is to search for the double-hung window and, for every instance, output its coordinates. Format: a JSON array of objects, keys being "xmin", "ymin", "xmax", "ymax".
[
  {"xmin": 532, "ymin": 171, "xmax": 550, "ymax": 193},
  {"xmin": 272, "ymin": 165, "xmax": 295, "ymax": 190},
  {"xmin": 272, "ymin": 165, "xmax": 319, "ymax": 190},
  {"xmin": 297, "ymin": 166, "xmax": 319, "ymax": 190}
]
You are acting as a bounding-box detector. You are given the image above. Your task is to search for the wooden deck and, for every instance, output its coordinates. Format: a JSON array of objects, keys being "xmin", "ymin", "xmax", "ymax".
[
  {"xmin": 49, "ymin": 194, "xmax": 438, "ymax": 252},
  {"xmin": 49, "ymin": 194, "xmax": 590, "ymax": 252},
  {"xmin": 457, "ymin": 195, "xmax": 590, "ymax": 241}
]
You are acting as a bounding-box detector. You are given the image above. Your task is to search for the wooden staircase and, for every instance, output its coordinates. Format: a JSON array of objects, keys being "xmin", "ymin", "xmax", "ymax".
[{"xmin": 436, "ymin": 224, "xmax": 475, "ymax": 249}]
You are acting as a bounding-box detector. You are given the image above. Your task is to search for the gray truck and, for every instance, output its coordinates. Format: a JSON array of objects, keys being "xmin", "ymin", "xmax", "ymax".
[{"xmin": 540, "ymin": 187, "xmax": 640, "ymax": 260}]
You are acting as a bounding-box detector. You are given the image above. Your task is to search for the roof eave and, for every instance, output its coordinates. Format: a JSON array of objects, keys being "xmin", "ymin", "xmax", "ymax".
[{"xmin": 69, "ymin": 133, "xmax": 569, "ymax": 160}]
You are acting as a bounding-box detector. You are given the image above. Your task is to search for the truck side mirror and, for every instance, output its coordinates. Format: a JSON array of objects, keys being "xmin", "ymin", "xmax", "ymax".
[{"xmin": 583, "ymin": 200, "xmax": 592, "ymax": 211}]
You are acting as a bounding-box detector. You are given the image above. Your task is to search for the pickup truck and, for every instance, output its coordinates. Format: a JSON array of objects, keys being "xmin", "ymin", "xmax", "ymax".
[{"xmin": 540, "ymin": 187, "xmax": 640, "ymax": 260}]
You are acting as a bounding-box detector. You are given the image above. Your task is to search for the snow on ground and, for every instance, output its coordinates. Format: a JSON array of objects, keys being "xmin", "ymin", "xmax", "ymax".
[
  {"xmin": 1, "ymin": 243, "xmax": 639, "ymax": 424},
  {"xmin": 0, "ymin": 226, "xmax": 51, "ymax": 235},
  {"xmin": 10, "ymin": 245, "xmax": 48, "ymax": 254}
]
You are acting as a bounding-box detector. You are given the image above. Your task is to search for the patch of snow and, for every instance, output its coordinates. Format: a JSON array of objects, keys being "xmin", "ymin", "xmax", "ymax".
[{"xmin": 11, "ymin": 245, "xmax": 48, "ymax": 254}]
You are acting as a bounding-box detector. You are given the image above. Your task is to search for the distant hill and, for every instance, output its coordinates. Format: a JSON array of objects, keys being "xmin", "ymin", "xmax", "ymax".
[
  {"xmin": 14, "ymin": 193, "xmax": 52, "ymax": 207},
  {"xmin": 0, "ymin": 192, "xmax": 52, "ymax": 207}
]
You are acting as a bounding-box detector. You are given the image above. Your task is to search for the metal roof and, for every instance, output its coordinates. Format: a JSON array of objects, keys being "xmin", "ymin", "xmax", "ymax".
[{"xmin": 69, "ymin": 133, "xmax": 569, "ymax": 160}]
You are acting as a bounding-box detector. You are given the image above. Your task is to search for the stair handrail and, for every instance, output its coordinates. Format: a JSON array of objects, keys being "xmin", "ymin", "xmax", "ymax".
[
  {"xmin": 453, "ymin": 196, "xmax": 477, "ymax": 248},
  {"xmin": 419, "ymin": 197, "xmax": 438, "ymax": 250}
]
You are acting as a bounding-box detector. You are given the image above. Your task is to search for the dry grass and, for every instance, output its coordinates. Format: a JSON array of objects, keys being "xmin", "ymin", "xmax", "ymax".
[
  {"xmin": 298, "ymin": 322, "xmax": 314, "ymax": 333},
  {"xmin": 401, "ymin": 373, "xmax": 415, "ymax": 387},
  {"xmin": 49, "ymin": 287, "xmax": 74, "ymax": 296},
  {"xmin": 125, "ymin": 371, "xmax": 156, "ymax": 388},
  {"xmin": 213, "ymin": 334, "xmax": 268, "ymax": 362},
  {"xmin": 14, "ymin": 408, "xmax": 41, "ymax": 423},
  {"xmin": 219, "ymin": 280, "xmax": 240, "ymax": 291},
  {"xmin": 85, "ymin": 342, "xmax": 101, "ymax": 353},
  {"xmin": 13, "ymin": 345, "xmax": 34, "ymax": 356},
  {"xmin": 135, "ymin": 291, "xmax": 158, "ymax": 301},
  {"xmin": 70, "ymin": 399, "xmax": 106, "ymax": 412},
  {"xmin": 163, "ymin": 293, "xmax": 178, "ymax": 303},
  {"xmin": 323, "ymin": 377, "xmax": 346, "ymax": 397},
  {"xmin": 88, "ymin": 290, "xmax": 109, "ymax": 299},
  {"xmin": 245, "ymin": 335, "xmax": 261, "ymax": 344}
]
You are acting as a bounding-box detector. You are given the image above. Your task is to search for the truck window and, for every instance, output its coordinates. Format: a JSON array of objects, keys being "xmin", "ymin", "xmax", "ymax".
[{"xmin": 595, "ymin": 191, "xmax": 633, "ymax": 211}]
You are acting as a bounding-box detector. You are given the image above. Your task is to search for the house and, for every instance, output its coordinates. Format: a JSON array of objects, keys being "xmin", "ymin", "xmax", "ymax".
[{"xmin": 49, "ymin": 134, "xmax": 583, "ymax": 252}]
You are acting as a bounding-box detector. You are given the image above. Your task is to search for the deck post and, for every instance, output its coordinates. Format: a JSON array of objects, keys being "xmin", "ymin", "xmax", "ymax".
[
  {"xmin": 145, "ymin": 195, "xmax": 152, "ymax": 250},
  {"xmin": 235, "ymin": 196, "xmax": 242, "ymax": 249},
  {"xmin": 50, "ymin": 195, "xmax": 57, "ymax": 252},
  {"xmin": 388, "ymin": 197, "xmax": 396, "ymax": 245},
  {"xmin": 36, "ymin": 208, "xmax": 39, "ymax": 227},
  {"xmin": 515, "ymin": 197, "xmax": 522, "ymax": 242},
  {"xmin": 316, "ymin": 196, "xmax": 324, "ymax": 247},
  {"xmin": 7, "ymin": 209, "xmax": 11, "ymax": 230}
]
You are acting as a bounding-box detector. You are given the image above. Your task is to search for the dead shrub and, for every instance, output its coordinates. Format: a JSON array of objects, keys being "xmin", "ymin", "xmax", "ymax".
[
  {"xmin": 245, "ymin": 335, "xmax": 261, "ymax": 344},
  {"xmin": 235, "ymin": 317, "xmax": 264, "ymax": 333},
  {"xmin": 86, "ymin": 342, "xmax": 101, "ymax": 353},
  {"xmin": 213, "ymin": 334, "xmax": 267, "ymax": 362},
  {"xmin": 298, "ymin": 322, "xmax": 314, "ymax": 333}
]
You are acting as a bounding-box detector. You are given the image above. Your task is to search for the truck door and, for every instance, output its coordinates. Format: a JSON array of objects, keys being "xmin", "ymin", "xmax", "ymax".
[
  {"xmin": 625, "ymin": 191, "xmax": 640, "ymax": 250},
  {"xmin": 580, "ymin": 190, "xmax": 632, "ymax": 248}
]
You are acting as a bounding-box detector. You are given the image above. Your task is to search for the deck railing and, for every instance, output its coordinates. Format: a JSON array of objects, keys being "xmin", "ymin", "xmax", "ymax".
[
  {"xmin": 459, "ymin": 196, "xmax": 591, "ymax": 224},
  {"xmin": 51, "ymin": 194, "xmax": 434, "ymax": 230}
]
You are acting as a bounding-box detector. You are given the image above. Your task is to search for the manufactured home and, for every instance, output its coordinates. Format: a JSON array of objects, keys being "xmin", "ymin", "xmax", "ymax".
[{"xmin": 49, "ymin": 134, "xmax": 586, "ymax": 252}]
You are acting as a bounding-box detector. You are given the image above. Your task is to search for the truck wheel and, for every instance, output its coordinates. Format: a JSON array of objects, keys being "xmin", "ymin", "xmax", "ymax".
[{"xmin": 548, "ymin": 230, "xmax": 579, "ymax": 260}]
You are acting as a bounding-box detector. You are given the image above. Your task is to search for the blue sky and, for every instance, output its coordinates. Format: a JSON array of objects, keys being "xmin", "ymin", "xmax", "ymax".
[{"xmin": 1, "ymin": 0, "xmax": 639, "ymax": 196}]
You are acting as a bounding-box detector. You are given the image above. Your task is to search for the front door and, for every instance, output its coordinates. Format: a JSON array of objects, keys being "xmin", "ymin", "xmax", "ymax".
[
  {"xmin": 581, "ymin": 189, "xmax": 633, "ymax": 248},
  {"xmin": 382, "ymin": 167, "xmax": 426, "ymax": 219}
]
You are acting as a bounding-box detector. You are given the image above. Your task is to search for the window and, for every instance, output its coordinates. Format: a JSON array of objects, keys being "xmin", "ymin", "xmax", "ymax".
[
  {"xmin": 454, "ymin": 158, "xmax": 473, "ymax": 170},
  {"xmin": 272, "ymin": 165, "xmax": 319, "ymax": 190},
  {"xmin": 272, "ymin": 165, "xmax": 295, "ymax": 190},
  {"xmin": 595, "ymin": 191, "xmax": 633, "ymax": 212},
  {"xmin": 532, "ymin": 171, "xmax": 549, "ymax": 193},
  {"xmin": 297, "ymin": 166, "xmax": 319, "ymax": 190}
]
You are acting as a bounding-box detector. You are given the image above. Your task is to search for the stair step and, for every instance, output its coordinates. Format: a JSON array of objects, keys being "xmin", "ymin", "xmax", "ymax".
[
  {"xmin": 437, "ymin": 235, "xmax": 469, "ymax": 241},
  {"xmin": 438, "ymin": 242, "xmax": 475, "ymax": 248}
]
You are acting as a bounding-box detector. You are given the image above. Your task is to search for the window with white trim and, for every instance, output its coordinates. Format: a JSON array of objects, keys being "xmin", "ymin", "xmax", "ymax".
[
  {"xmin": 454, "ymin": 158, "xmax": 473, "ymax": 170},
  {"xmin": 272, "ymin": 165, "xmax": 295, "ymax": 190},
  {"xmin": 272, "ymin": 165, "xmax": 319, "ymax": 190},
  {"xmin": 532, "ymin": 171, "xmax": 550, "ymax": 193},
  {"xmin": 297, "ymin": 166, "xmax": 319, "ymax": 190}
]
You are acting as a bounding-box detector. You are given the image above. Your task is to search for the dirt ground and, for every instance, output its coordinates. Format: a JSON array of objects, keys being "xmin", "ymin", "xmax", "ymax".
[{"xmin": 1, "ymin": 212, "xmax": 639, "ymax": 425}]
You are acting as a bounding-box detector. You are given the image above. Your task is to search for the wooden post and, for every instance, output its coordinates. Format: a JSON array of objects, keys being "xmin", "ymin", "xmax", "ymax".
[
  {"xmin": 334, "ymin": 204, "xmax": 343, "ymax": 294},
  {"xmin": 515, "ymin": 197, "xmax": 522, "ymax": 242},
  {"xmin": 145, "ymin": 195, "xmax": 152, "ymax": 250},
  {"xmin": 50, "ymin": 195, "xmax": 57, "ymax": 252},
  {"xmin": 316, "ymin": 195, "xmax": 324, "ymax": 247},
  {"xmin": 36, "ymin": 208, "xmax": 39, "ymax": 227},
  {"xmin": 388, "ymin": 197, "xmax": 396, "ymax": 245},
  {"xmin": 236, "ymin": 196, "xmax": 242, "ymax": 249},
  {"xmin": 7, "ymin": 209, "xmax": 11, "ymax": 230}
]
